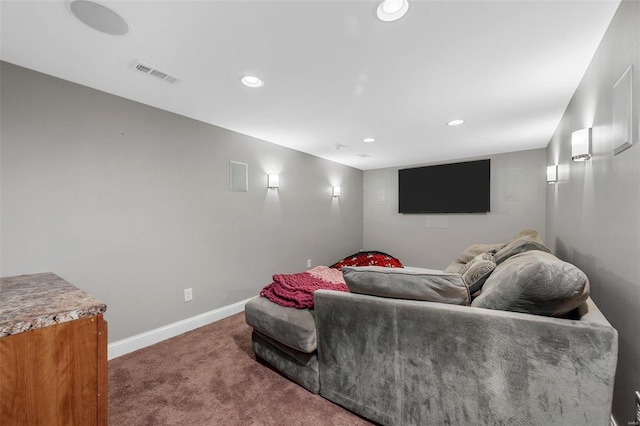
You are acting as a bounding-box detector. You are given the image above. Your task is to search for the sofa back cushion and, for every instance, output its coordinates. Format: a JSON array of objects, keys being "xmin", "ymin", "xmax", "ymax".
[
  {"xmin": 341, "ymin": 266, "xmax": 470, "ymax": 306},
  {"xmin": 471, "ymin": 250, "xmax": 589, "ymax": 317}
]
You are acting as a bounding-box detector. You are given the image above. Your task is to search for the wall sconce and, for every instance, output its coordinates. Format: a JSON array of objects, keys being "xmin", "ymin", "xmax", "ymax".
[
  {"xmin": 332, "ymin": 186, "xmax": 341, "ymax": 197},
  {"xmin": 546, "ymin": 165, "xmax": 558, "ymax": 184},
  {"xmin": 377, "ymin": 0, "xmax": 409, "ymax": 22},
  {"xmin": 267, "ymin": 174, "xmax": 279, "ymax": 189},
  {"xmin": 571, "ymin": 128, "xmax": 592, "ymax": 161}
]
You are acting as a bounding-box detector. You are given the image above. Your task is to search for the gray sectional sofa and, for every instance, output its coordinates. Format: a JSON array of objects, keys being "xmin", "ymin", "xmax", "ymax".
[{"xmin": 244, "ymin": 231, "xmax": 618, "ymax": 425}]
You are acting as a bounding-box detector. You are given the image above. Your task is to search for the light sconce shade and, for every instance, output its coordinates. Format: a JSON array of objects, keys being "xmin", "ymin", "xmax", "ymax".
[
  {"xmin": 267, "ymin": 174, "xmax": 279, "ymax": 189},
  {"xmin": 546, "ymin": 165, "xmax": 558, "ymax": 184},
  {"xmin": 241, "ymin": 75, "xmax": 264, "ymax": 88},
  {"xmin": 377, "ymin": 0, "xmax": 409, "ymax": 22},
  {"xmin": 571, "ymin": 128, "xmax": 592, "ymax": 161},
  {"xmin": 332, "ymin": 186, "xmax": 341, "ymax": 197}
]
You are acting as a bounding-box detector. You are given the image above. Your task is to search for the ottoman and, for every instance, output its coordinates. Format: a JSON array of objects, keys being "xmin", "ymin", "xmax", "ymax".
[{"xmin": 244, "ymin": 296, "xmax": 320, "ymax": 393}]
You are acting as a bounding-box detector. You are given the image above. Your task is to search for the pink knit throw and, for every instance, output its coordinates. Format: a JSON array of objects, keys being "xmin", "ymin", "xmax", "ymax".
[{"xmin": 260, "ymin": 266, "xmax": 348, "ymax": 309}]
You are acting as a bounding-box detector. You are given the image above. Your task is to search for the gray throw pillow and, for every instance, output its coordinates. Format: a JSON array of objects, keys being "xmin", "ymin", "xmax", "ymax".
[
  {"xmin": 508, "ymin": 229, "xmax": 544, "ymax": 243},
  {"xmin": 493, "ymin": 236, "xmax": 551, "ymax": 265},
  {"xmin": 459, "ymin": 252, "xmax": 496, "ymax": 295},
  {"xmin": 454, "ymin": 243, "xmax": 505, "ymax": 264},
  {"xmin": 471, "ymin": 250, "xmax": 589, "ymax": 317},
  {"xmin": 341, "ymin": 266, "xmax": 470, "ymax": 306},
  {"xmin": 444, "ymin": 242, "xmax": 504, "ymax": 274}
]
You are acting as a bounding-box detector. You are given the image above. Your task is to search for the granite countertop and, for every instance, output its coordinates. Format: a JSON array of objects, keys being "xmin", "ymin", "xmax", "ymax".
[{"xmin": 0, "ymin": 272, "xmax": 107, "ymax": 337}]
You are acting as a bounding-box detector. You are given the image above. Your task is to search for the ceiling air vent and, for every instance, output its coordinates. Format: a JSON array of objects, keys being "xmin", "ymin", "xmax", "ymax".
[{"xmin": 134, "ymin": 62, "xmax": 182, "ymax": 85}]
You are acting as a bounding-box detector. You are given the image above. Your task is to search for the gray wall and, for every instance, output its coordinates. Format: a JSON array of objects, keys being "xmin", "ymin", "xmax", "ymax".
[
  {"xmin": 545, "ymin": 1, "xmax": 639, "ymax": 423},
  {"xmin": 363, "ymin": 149, "xmax": 546, "ymax": 270},
  {"xmin": 0, "ymin": 61, "xmax": 364, "ymax": 342}
]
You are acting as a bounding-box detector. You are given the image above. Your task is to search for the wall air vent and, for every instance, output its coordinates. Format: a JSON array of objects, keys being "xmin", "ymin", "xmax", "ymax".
[{"xmin": 134, "ymin": 62, "xmax": 182, "ymax": 85}]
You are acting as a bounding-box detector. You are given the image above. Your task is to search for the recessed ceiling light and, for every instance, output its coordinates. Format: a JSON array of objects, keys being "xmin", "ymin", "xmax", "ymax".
[
  {"xmin": 363, "ymin": 137, "xmax": 376, "ymax": 143},
  {"xmin": 447, "ymin": 119, "xmax": 465, "ymax": 126},
  {"xmin": 68, "ymin": 0, "xmax": 129, "ymax": 36},
  {"xmin": 241, "ymin": 75, "xmax": 264, "ymax": 88},
  {"xmin": 377, "ymin": 0, "xmax": 409, "ymax": 22}
]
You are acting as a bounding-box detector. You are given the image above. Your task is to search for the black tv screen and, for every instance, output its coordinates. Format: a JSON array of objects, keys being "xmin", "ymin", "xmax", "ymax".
[{"xmin": 398, "ymin": 159, "xmax": 490, "ymax": 213}]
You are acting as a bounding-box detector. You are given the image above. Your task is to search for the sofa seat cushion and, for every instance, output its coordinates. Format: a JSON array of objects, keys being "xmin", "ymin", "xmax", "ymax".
[
  {"xmin": 245, "ymin": 296, "xmax": 317, "ymax": 353},
  {"xmin": 341, "ymin": 266, "xmax": 470, "ymax": 306},
  {"xmin": 471, "ymin": 250, "xmax": 590, "ymax": 317},
  {"xmin": 251, "ymin": 330, "xmax": 320, "ymax": 394}
]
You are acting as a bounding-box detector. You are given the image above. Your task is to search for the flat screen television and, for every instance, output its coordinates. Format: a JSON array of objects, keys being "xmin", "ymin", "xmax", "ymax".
[{"xmin": 398, "ymin": 159, "xmax": 490, "ymax": 213}]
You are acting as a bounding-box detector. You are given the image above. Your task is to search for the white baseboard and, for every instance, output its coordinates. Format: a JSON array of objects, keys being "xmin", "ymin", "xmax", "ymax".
[{"xmin": 107, "ymin": 298, "xmax": 251, "ymax": 360}]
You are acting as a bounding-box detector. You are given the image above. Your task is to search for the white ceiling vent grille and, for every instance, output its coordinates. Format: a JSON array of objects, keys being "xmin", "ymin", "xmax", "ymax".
[{"xmin": 134, "ymin": 62, "xmax": 182, "ymax": 85}]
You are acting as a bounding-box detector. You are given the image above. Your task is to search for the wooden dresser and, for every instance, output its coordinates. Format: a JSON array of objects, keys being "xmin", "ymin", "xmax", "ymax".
[{"xmin": 0, "ymin": 273, "xmax": 107, "ymax": 425}]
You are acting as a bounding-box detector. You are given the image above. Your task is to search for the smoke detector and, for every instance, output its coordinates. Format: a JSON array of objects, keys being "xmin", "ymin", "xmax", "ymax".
[{"xmin": 134, "ymin": 62, "xmax": 182, "ymax": 85}]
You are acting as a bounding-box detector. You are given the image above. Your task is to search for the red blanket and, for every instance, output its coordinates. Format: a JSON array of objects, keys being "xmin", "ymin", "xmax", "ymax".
[{"xmin": 260, "ymin": 266, "xmax": 348, "ymax": 309}]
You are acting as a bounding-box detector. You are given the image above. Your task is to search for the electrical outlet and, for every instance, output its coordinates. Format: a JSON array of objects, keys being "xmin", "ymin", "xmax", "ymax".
[
  {"xmin": 184, "ymin": 288, "xmax": 193, "ymax": 302},
  {"xmin": 307, "ymin": 259, "xmax": 312, "ymax": 268}
]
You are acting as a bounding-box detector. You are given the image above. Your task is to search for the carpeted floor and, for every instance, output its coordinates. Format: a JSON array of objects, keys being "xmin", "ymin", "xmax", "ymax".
[{"xmin": 108, "ymin": 312, "xmax": 374, "ymax": 425}]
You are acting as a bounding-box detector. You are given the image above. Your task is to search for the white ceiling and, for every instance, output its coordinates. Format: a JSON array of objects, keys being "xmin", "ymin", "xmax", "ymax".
[{"xmin": 0, "ymin": 0, "xmax": 620, "ymax": 170}]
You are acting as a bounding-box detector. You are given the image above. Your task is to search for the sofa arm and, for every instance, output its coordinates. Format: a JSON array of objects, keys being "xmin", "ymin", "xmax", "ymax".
[{"xmin": 314, "ymin": 290, "xmax": 617, "ymax": 426}]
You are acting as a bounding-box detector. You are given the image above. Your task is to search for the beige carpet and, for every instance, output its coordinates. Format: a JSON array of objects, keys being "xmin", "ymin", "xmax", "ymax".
[{"xmin": 108, "ymin": 312, "xmax": 374, "ymax": 425}]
